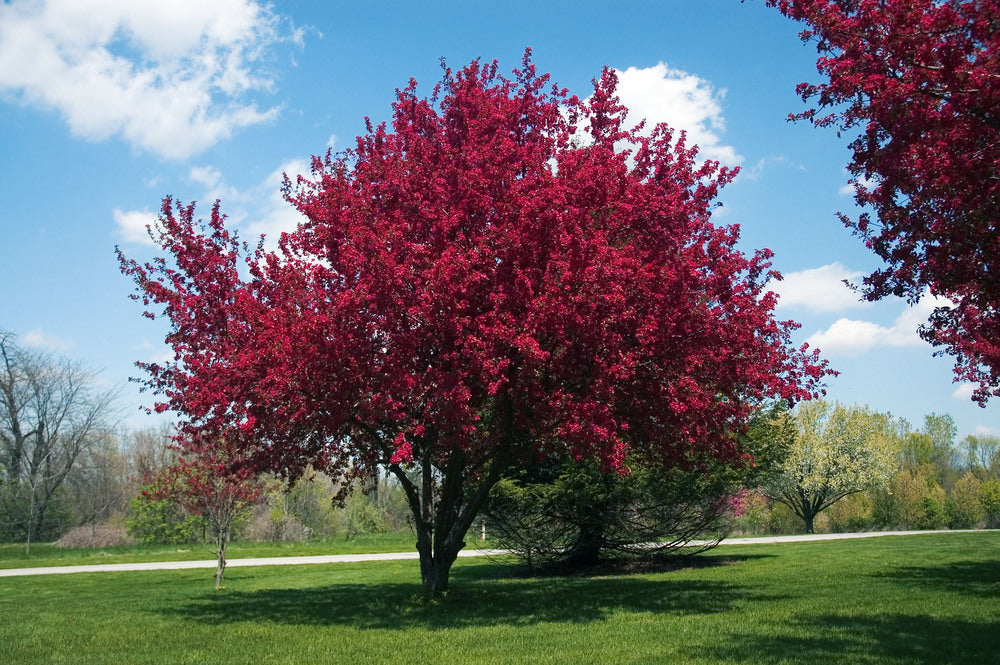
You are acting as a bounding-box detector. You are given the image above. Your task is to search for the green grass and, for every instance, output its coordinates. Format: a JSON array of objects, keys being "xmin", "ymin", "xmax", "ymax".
[
  {"xmin": 0, "ymin": 532, "xmax": 427, "ymax": 568},
  {"xmin": 1, "ymin": 532, "xmax": 998, "ymax": 664}
]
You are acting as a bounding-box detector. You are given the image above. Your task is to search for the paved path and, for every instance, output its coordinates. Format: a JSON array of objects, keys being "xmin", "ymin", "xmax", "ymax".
[{"xmin": 0, "ymin": 530, "xmax": 987, "ymax": 578}]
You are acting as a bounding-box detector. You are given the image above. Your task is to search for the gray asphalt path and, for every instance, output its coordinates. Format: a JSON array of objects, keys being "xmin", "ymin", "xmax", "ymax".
[{"xmin": 0, "ymin": 530, "xmax": 985, "ymax": 578}]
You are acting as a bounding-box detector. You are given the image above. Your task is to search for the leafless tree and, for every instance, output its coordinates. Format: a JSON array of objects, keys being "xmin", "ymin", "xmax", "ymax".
[{"xmin": 0, "ymin": 331, "xmax": 119, "ymax": 551}]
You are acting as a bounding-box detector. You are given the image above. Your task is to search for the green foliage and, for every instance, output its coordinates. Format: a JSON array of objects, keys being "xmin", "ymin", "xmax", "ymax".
[
  {"xmin": 731, "ymin": 490, "xmax": 770, "ymax": 536},
  {"xmin": 901, "ymin": 414, "xmax": 960, "ymax": 489},
  {"xmin": 947, "ymin": 472, "xmax": 984, "ymax": 529},
  {"xmin": 980, "ymin": 479, "xmax": 1000, "ymax": 528},
  {"xmin": 760, "ymin": 400, "xmax": 899, "ymax": 533},
  {"xmin": 125, "ymin": 494, "xmax": 205, "ymax": 545},
  {"xmin": 761, "ymin": 501, "xmax": 801, "ymax": 534},
  {"xmin": 870, "ymin": 485, "xmax": 899, "ymax": 529},
  {"xmin": 241, "ymin": 472, "xmax": 412, "ymax": 543},
  {"xmin": 339, "ymin": 487, "xmax": 390, "ymax": 539},
  {"xmin": 827, "ymin": 493, "xmax": 875, "ymax": 533},
  {"xmin": 0, "ymin": 483, "xmax": 72, "ymax": 543},
  {"xmin": 284, "ymin": 475, "xmax": 341, "ymax": 540},
  {"xmin": 962, "ymin": 434, "xmax": 1000, "ymax": 481},
  {"xmin": 486, "ymin": 454, "xmax": 746, "ymax": 569},
  {"xmin": 892, "ymin": 466, "xmax": 949, "ymax": 530}
]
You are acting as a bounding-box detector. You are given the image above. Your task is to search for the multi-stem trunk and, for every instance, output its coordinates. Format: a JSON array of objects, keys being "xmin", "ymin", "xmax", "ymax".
[{"xmin": 393, "ymin": 442, "xmax": 513, "ymax": 592}]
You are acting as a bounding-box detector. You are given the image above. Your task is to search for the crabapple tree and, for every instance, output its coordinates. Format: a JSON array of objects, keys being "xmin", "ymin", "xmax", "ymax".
[
  {"xmin": 764, "ymin": 0, "xmax": 1000, "ymax": 404},
  {"xmin": 119, "ymin": 52, "xmax": 830, "ymax": 590}
]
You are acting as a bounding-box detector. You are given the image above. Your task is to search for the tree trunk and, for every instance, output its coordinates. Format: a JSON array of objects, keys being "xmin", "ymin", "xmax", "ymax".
[
  {"xmin": 389, "ymin": 397, "xmax": 517, "ymax": 592},
  {"xmin": 416, "ymin": 535, "xmax": 463, "ymax": 592},
  {"xmin": 214, "ymin": 529, "xmax": 229, "ymax": 590},
  {"xmin": 402, "ymin": 458, "xmax": 495, "ymax": 592},
  {"xmin": 803, "ymin": 512, "xmax": 815, "ymax": 534},
  {"xmin": 799, "ymin": 493, "xmax": 817, "ymax": 534},
  {"xmin": 566, "ymin": 519, "xmax": 605, "ymax": 567}
]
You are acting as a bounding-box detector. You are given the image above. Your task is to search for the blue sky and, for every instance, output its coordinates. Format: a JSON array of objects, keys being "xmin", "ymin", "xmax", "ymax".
[{"xmin": 1, "ymin": 0, "xmax": 996, "ymax": 440}]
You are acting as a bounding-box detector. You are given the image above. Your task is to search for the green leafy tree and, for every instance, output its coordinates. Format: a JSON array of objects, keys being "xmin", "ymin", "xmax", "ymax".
[
  {"xmin": 900, "ymin": 414, "xmax": 959, "ymax": 489},
  {"xmin": 979, "ymin": 479, "xmax": 1000, "ymax": 529},
  {"xmin": 485, "ymin": 453, "xmax": 746, "ymax": 570},
  {"xmin": 827, "ymin": 493, "xmax": 875, "ymax": 533},
  {"xmin": 962, "ymin": 434, "xmax": 1000, "ymax": 481},
  {"xmin": 763, "ymin": 400, "xmax": 899, "ymax": 533},
  {"xmin": 947, "ymin": 472, "xmax": 984, "ymax": 529},
  {"xmin": 126, "ymin": 487, "xmax": 205, "ymax": 545},
  {"xmin": 893, "ymin": 466, "xmax": 949, "ymax": 530}
]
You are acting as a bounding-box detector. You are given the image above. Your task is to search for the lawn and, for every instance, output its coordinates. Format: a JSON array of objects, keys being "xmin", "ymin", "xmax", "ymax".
[
  {"xmin": 0, "ymin": 532, "xmax": 425, "ymax": 568},
  {"xmin": 1, "ymin": 532, "xmax": 997, "ymax": 664}
]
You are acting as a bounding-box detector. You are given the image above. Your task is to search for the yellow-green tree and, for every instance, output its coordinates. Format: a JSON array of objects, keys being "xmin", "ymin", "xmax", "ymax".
[{"xmin": 763, "ymin": 400, "xmax": 900, "ymax": 533}]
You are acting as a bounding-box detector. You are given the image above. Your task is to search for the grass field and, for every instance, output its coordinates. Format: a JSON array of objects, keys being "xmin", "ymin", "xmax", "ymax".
[
  {"xmin": 2, "ymin": 532, "xmax": 998, "ymax": 664},
  {"xmin": 0, "ymin": 532, "xmax": 425, "ymax": 569}
]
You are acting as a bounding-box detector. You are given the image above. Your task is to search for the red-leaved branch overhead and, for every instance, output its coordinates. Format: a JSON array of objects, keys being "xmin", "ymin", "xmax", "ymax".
[
  {"xmin": 119, "ymin": 51, "xmax": 832, "ymax": 590},
  {"xmin": 765, "ymin": 0, "xmax": 1000, "ymax": 404}
]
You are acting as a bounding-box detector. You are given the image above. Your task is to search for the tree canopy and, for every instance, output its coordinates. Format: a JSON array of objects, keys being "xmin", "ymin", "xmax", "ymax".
[
  {"xmin": 119, "ymin": 52, "xmax": 830, "ymax": 590},
  {"xmin": 765, "ymin": 0, "xmax": 1000, "ymax": 404},
  {"xmin": 760, "ymin": 400, "xmax": 900, "ymax": 533}
]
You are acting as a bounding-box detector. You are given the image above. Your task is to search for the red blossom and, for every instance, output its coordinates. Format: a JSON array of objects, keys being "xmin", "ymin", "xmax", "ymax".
[
  {"xmin": 119, "ymin": 51, "xmax": 831, "ymax": 589},
  {"xmin": 764, "ymin": 0, "xmax": 1000, "ymax": 404}
]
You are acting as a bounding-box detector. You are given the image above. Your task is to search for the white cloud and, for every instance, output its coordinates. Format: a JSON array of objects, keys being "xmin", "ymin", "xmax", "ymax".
[
  {"xmin": 804, "ymin": 293, "xmax": 951, "ymax": 356},
  {"xmin": 0, "ymin": 0, "xmax": 288, "ymax": 160},
  {"xmin": 974, "ymin": 425, "xmax": 1000, "ymax": 437},
  {"xmin": 189, "ymin": 165, "xmax": 238, "ymax": 202},
  {"xmin": 839, "ymin": 174, "xmax": 879, "ymax": 196},
  {"xmin": 135, "ymin": 158, "xmax": 310, "ymax": 248},
  {"xmin": 952, "ymin": 383, "xmax": 977, "ymax": 400},
  {"xmin": 113, "ymin": 208, "xmax": 160, "ymax": 245},
  {"xmin": 242, "ymin": 158, "xmax": 311, "ymax": 244},
  {"xmin": 772, "ymin": 262, "xmax": 867, "ymax": 312},
  {"xmin": 22, "ymin": 328, "xmax": 74, "ymax": 351},
  {"xmin": 609, "ymin": 63, "xmax": 742, "ymax": 167}
]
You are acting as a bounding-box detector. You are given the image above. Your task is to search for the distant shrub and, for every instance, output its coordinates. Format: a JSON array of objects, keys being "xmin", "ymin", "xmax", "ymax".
[
  {"xmin": 980, "ymin": 480, "xmax": 1000, "ymax": 528},
  {"xmin": 731, "ymin": 490, "xmax": 770, "ymax": 536},
  {"xmin": 828, "ymin": 493, "xmax": 875, "ymax": 533},
  {"xmin": 125, "ymin": 495, "xmax": 205, "ymax": 545},
  {"xmin": 55, "ymin": 525, "xmax": 135, "ymax": 548},
  {"xmin": 947, "ymin": 473, "xmax": 984, "ymax": 529},
  {"xmin": 766, "ymin": 502, "xmax": 802, "ymax": 534},
  {"xmin": 241, "ymin": 504, "xmax": 307, "ymax": 542},
  {"xmin": 894, "ymin": 466, "xmax": 948, "ymax": 530}
]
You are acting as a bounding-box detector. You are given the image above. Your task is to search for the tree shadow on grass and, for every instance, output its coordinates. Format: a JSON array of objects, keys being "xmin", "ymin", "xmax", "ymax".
[
  {"xmin": 697, "ymin": 613, "xmax": 1000, "ymax": 665},
  {"xmin": 873, "ymin": 559, "xmax": 1000, "ymax": 598},
  {"xmin": 163, "ymin": 554, "xmax": 778, "ymax": 630}
]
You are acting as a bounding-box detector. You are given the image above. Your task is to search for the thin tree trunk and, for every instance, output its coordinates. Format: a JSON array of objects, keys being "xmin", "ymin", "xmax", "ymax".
[{"xmin": 214, "ymin": 528, "xmax": 229, "ymax": 590}]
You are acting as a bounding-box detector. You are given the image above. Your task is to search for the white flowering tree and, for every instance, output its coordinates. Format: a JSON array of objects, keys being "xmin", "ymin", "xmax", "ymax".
[{"xmin": 764, "ymin": 400, "xmax": 899, "ymax": 533}]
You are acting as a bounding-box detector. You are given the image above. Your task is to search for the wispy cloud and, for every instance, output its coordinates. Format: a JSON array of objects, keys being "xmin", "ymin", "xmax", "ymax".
[
  {"xmin": 22, "ymin": 327, "xmax": 74, "ymax": 351},
  {"xmin": 241, "ymin": 158, "xmax": 312, "ymax": 244},
  {"xmin": 0, "ymin": 0, "xmax": 294, "ymax": 159},
  {"xmin": 115, "ymin": 158, "xmax": 310, "ymax": 246}
]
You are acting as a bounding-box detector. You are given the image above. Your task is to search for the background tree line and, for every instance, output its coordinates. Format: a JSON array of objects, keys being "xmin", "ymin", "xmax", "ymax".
[
  {"xmin": 0, "ymin": 330, "xmax": 415, "ymax": 550},
  {"xmin": 732, "ymin": 408, "xmax": 1000, "ymax": 536}
]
